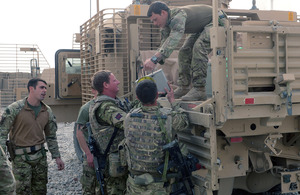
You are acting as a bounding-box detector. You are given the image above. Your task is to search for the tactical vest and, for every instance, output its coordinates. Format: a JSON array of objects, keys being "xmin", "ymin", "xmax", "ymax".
[
  {"xmin": 124, "ymin": 106, "xmax": 173, "ymax": 173},
  {"xmin": 173, "ymin": 5, "xmax": 212, "ymax": 34},
  {"xmin": 89, "ymin": 95, "xmax": 130, "ymax": 154}
]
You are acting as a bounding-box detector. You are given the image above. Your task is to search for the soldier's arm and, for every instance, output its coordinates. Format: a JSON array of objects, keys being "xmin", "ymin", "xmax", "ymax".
[
  {"xmin": 170, "ymin": 102, "xmax": 189, "ymax": 132},
  {"xmin": 157, "ymin": 10, "xmax": 187, "ymax": 61},
  {"xmin": 45, "ymin": 109, "xmax": 65, "ymax": 170},
  {"xmin": 130, "ymin": 99, "xmax": 141, "ymax": 110},
  {"xmin": 76, "ymin": 103, "xmax": 93, "ymax": 164},
  {"xmin": 96, "ymin": 101, "xmax": 127, "ymax": 130},
  {"xmin": 0, "ymin": 107, "xmax": 17, "ymax": 149},
  {"xmin": 44, "ymin": 108, "xmax": 61, "ymax": 159},
  {"xmin": 76, "ymin": 124, "xmax": 94, "ymax": 167}
]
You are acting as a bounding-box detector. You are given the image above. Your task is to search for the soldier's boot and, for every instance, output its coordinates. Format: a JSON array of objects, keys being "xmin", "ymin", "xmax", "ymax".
[
  {"xmin": 181, "ymin": 87, "xmax": 207, "ymax": 101},
  {"xmin": 174, "ymin": 86, "xmax": 190, "ymax": 99}
]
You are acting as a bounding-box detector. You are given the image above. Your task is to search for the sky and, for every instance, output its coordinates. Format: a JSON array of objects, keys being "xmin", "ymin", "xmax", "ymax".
[{"xmin": 0, "ymin": 0, "xmax": 300, "ymax": 68}]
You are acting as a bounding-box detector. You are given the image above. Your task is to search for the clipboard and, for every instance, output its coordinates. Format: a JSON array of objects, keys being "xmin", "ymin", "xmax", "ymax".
[{"xmin": 135, "ymin": 69, "xmax": 170, "ymax": 93}]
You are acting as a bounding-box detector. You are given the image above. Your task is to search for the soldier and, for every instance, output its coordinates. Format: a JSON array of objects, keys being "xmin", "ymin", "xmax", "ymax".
[
  {"xmin": 0, "ymin": 78, "xmax": 65, "ymax": 195},
  {"xmin": 89, "ymin": 70, "xmax": 136, "ymax": 194},
  {"xmin": 123, "ymin": 79, "xmax": 189, "ymax": 194},
  {"xmin": 132, "ymin": 0, "xmax": 153, "ymax": 4},
  {"xmin": 144, "ymin": 1, "xmax": 225, "ymax": 101},
  {"xmin": 0, "ymin": 145, "xmax": 15, "ymax": 195},
  {"xmin": 76, "ymin": 84, "xmax": 99, "ymax": 194}
]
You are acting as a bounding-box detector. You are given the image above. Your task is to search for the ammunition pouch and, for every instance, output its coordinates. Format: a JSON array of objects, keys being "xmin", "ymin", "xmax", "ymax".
[
  {"xmin": 6, "ymin": 140, "xmax": 15, "ymax": 161},
  {"xmin": 108, "ymin": 152, "xmax": 127, "ymax": 177},
  {"xmin": 129, "ymin": 172, "xmax": 163, "ymax": 185},
  {"xmin": 118, "ymin": 139, "xmax": 127, "ymax": 167}
]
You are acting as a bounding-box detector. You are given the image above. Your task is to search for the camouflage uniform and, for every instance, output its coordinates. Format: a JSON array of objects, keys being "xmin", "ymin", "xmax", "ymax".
[
  {"xmin": 76, "ymin": 100, "xmax": 100, "ymax": 195},
  {"xmin": 89, "ymin": 95, "xmax": 133, "ymax": 195},
  {"xmin": 0, "ymin": 145, "xmax": 15, "ymax": 195},
  {"xmin": 0, "ymin": 98, "xmax": 61, "ymax": 195},
  {"xmin": 123, "ymin": 102, "xmax": 189, "ymax": 194},
  {"xmin": 158, "ymin": 5, "xmax": 214, "ymax": 88},
  {"xmin": 132, "ymin": 0, "xmax": 153, "ymax": 4}
]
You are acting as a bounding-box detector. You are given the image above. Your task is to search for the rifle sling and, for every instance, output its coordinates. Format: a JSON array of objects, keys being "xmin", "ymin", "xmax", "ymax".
[{"xmin": 103, "ymin": 127, "xmax": 119, "ymax": 157}]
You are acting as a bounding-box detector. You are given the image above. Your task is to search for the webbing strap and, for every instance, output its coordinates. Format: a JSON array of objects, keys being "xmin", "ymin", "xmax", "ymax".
[{"xmin": 156, "ymin": 110, "xmax": 170, "ymax": 182}]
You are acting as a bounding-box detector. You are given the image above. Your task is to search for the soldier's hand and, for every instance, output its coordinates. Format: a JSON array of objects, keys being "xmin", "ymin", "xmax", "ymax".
[
  {"xmin": 143, "ymin": 58, "xmax": 156, "ymax": 72},
  {"xmin": 165, "ymin": 82, "xmax": 175, "ymax": 103},
  {"xmin": 55, "ymin": 157, "xmax": 65, "ymax": 170},
  {"xmin": 86, "ymin": 153, "xmax": 94, "ymax": 168}
]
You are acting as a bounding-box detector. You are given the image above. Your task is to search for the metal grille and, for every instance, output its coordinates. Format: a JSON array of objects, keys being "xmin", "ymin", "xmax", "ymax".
[
  {"xmin": 0, "ymin": 44, "xmax": 50, "ymax": 73},
  {"xmin": 0, "ymin": 44, "xmax": 50, "ymax": 107},
  {"xmin": 137, "ymin": 18, "xmax": 187, "ymax": 51},
  {"xmin": 72, "ymin": 33, "xmax": 81, "ymax": 50},
  {"xmin": 137, "ymin": 18, "xmax": 161, "ymax": 51},
  {"xmin": 80, "ymin": 9, "xmax": 129, "ymax": 104}
]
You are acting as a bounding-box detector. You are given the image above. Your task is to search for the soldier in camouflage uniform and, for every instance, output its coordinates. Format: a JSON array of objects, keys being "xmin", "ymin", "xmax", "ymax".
[
  {"xmin": 0, "ymin": 78, "xmax": 65, "ymax": 195},
  {"xmin": 144, "ymin": 1, "xmax": 225, "ymax": 101},
  {"xmin": 132, "ymin": 0, "xmax": 153, "ymax": 5},
  {"xmin": 76, "ymin": 85, "xmax": 99, "ymax": 194},
  {"xmin": 123, "ymin": 79, "xmax": 189, "ymax": 194},
  {"xmin": 89, "ymin": 70, "xmax": 137, "ymax": 195},
  {"xmin": 0, "ymin": 145, "xmax": 15, "ymax": 195}
]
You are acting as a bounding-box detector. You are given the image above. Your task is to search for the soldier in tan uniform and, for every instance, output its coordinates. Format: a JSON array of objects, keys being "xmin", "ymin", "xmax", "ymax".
[
  {"xmin": 0, "ymin": 78, "xmax": 64, "ymax": 195},
  {"xmin": 123, "ymin": 79, "xmax": 189, "ymax": 194}
]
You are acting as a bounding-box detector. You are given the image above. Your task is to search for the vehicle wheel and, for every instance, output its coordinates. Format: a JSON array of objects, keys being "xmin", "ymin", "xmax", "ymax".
[
  {"xmin": 73, "ymin": 123, "xmax": 83, "ymax": 162},
  {"xmin": 231, "ymin": 189, "xmax": 253, "ymax": 195}
]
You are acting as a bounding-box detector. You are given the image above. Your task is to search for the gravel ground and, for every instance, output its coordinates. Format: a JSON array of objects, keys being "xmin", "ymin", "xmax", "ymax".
[{"xmin": 46, "ymin": 122, "xmax": 82, "ymax": 195}]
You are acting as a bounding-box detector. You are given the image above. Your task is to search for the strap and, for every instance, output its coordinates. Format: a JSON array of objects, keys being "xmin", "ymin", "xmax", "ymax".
[
  {"xmin": 103, "ymin": 127, "xmax": 119, "ymax": 156},
  {"xmin": 15, "ymin": 144, "xmax": 44, "ymax": 155},
  {"xmin": 156, "ymin": 109, "xmax": 170, "ymax": 182},
  {"xmin": 86, "ymin": 122, "xmax": 119, "ymax": 156}
]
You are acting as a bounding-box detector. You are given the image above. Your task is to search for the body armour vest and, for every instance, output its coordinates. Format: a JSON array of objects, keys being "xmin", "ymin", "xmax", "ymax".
[
  {"xmin": 124, "ymin": 106, "xmax": 173, "ymax": 173},
  {"xmin": 89, "ymin": 95, "xmax": 130, "ymax": 154},
  {"xmin": 175, "ymin": 5, "xmax": 212, "ymax": 33}
]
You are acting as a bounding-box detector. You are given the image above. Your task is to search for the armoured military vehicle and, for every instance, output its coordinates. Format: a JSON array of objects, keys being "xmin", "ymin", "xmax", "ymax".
[{"xmin": 41, "ymin": 0, "xmax": 300, "ymax": 194}]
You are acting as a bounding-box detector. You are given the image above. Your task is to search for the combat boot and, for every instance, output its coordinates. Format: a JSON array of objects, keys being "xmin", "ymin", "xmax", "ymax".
[
  {"xmin": 174, "ymin": 86, "xmax": 190, "ymax": 99},
  {"xmin": 181, "ymin": 87, "xmax": 207, "ymax": 101}
]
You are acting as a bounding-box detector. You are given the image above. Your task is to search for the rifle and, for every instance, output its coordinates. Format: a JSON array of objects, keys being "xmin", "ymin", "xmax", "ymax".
[
  {"xmin": 157, "ymin": 139, "xmax": 200, "ymax": 195},
  {"xmin": 87, "ymin": 122, "xmax": 120, "ymax": 195},
  {"xmin": 87, "ymin": 122, "xmax": 106, "ymax": 195}
]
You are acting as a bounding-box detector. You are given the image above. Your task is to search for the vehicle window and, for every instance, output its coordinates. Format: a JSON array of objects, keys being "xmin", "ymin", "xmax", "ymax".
[{"xmin": 65, "ymin": 58, "xmax": 81, "ymax": 74}]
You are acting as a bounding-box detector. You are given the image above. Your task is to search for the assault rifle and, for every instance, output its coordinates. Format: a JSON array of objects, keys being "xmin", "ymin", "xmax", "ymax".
[
  {"xmin": 157, "ymin": 139, "xmax": 200, "ymax": 195},
  {"xmin": 86, "ymin": 122, "xmax": 106, "ymax": 195}
]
